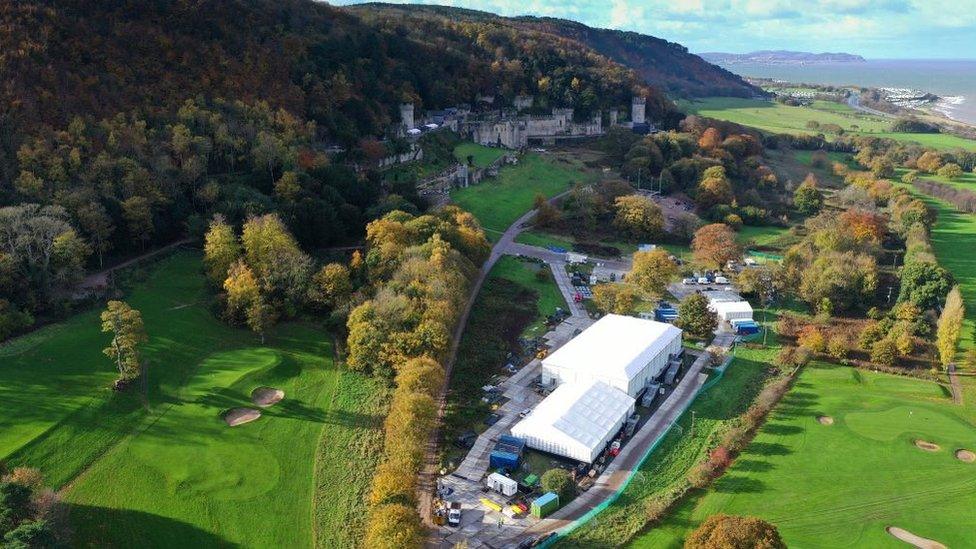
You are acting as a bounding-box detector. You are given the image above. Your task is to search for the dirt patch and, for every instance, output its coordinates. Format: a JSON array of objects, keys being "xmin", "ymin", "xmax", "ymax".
[
  {"xmin": 817, "ymin": 415, "xmax": 834, "ymax": 425},
  {"xmin": 224, "ymin": 407, "xmax": 261, "ymax": 427},
  {"xmin": 886, "ymin": 526, "xmax": 946, "ymax": 549},
  {"xmin": 955, "ymin": 449, "xmax": 976, "ymax": 463},
  {"xmin": 251, "ymin": 386, "xmax": 285, "ymax": 407},
  {"xmin": 914, "ymin": 440, "xmax": 940, "ymax": 452}
]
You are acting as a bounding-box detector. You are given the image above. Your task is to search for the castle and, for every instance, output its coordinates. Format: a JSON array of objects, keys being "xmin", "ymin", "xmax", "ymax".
[{"xmin": 399, "ymin": 95, "xmax": 653, "ymax": 149}]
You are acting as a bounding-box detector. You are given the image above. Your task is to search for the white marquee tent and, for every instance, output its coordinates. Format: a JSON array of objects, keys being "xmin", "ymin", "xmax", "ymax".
[
  {"xmin": 510, "ymin": 379, "xmax": 635, "ymax": 463},
  {"xmin": 541, "ymin": 314, "xmax": 682, "ymax": 397}
]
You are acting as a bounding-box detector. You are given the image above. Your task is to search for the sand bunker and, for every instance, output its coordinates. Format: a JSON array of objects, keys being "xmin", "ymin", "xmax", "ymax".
[
  {"xmin": 224, "ymin": 407, "xmax": 261, "ymax": 427},
  {"xmin": 251, "ymin": 386, "xmax": 284, "ymax": 407},
  {"xmin": 886, "ymin": 526, "xmax": 946, "ymax": 549},
  {"xmin": 817, "ymin": 416, "xmax": 834, "ymax": 425},
  {"xmin": 914, "ymin": 440, "xmax": 940, "ymax": 452},
  {"xmin": 955, "ymin": 449, "xmax": 976, "ymax": 463}
]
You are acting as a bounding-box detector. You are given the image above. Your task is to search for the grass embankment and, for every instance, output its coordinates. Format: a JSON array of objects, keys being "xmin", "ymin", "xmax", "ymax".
[
  {"xmin": 451, "ymin": 153, "xmax": 595, "ymax": 237},
  {"xmin": 0, "ymin": 252, "xmax": 385, "ymax": 547},
  {"xmin": 559, "ymin": 343, "xmax": 775, "ymax": 547},
  {"xmin": 678, "ymin": 97, "xmax": 976, "ymax": 151},
  {"xmin": 491, "ymin": 256, "xmax": 568, "ymax": 338},
  {"xmin": 454, "ymin": 142, "xmax": 507, "ymax": 168},
  {"xmin": 634, "ymin": 364, "xmax": 976, "ymax": 548}
]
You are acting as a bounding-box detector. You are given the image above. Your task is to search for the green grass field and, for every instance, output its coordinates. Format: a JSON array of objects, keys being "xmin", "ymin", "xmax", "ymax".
[
  {"xmin": 633, "ymin": 363, "xmax": 976, "ymax": 548},
  {"xmin": 454, "ymin": 142, "xmax": 507, "ymax": 168},
  {"xmin": 678, "ymin": 97, "xmax": 976, "ymax": 151},
  {"xmin": 560, "ymin": 343, "xmax": 775, "ymax": 547},
  {"xmin": 736, "ymin": 225, "xmax": 793, "ymax": 249},
  {"xmin": 451, "ymin": 153, "xmax": 595, "ymax": 236},
  {"xmin": 0, "ymin": 252, "xmax": 385, "ymax": 547},
  {"xmin": 490, "ymin": 256, "xmax": 568, "ymax": 337}
]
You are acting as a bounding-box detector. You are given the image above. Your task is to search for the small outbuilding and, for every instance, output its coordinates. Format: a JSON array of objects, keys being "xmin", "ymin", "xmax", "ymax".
[
  {"xmin": 510, "ymin": 379, "xmax": 635, "ymax": 463},
  {"xmin": 486, "ymin": 472, "xmax": 518, "ymax": 496},
  {"xmin": 710, "ymin": 300, "xmax": 754, "ymax": 322}
]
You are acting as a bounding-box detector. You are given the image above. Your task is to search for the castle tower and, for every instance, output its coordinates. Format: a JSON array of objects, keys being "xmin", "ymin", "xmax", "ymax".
[
  {"xmin": 400, "ymin": 103, "xmax": 415, "ymax": 131},
  {"xmin": 631, "ymin": 96, "xmax": 646, "ymax": 125}
]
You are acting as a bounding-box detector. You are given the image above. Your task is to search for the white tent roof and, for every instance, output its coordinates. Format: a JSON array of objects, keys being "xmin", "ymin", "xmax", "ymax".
[
  {"xmin": 711, "ymin": 301, "xmax": 753, "ymax": 315},
  {"xmin": 543, "ymin": 314, "xmax": 682, "ymax": 382},
  {"xmin": 511, "ymin": 379, "xmax": 634, "ymax": 456}
]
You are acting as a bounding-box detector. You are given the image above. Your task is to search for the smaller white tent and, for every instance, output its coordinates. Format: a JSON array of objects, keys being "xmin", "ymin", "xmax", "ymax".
[
  {"xmin": 510, "ymin": 379, "xmax": 635, "ymax": 463},
  {"xmin": 711, "ymin": 300, "xmax": 753, "ymax": 321}
]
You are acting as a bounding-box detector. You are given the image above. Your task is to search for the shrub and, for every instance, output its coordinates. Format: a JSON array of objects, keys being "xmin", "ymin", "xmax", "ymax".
[
  {"xmin": 541, "ymin": 468, "xmax": 575, "ymax": 503},
  {"xmin": 685, "ymin": 514, "xmax": 786, "ymax": 549},
  {"xmin": 827, "ymin": 335, "xmax": 849, "ymax": 359},
  {"xmin": 870, "ymin": 337, "xmax": 898, "ymax": 366},
  {"xmin": 797, "ymin": 325, "xmax": 827, "ymax": 354}
]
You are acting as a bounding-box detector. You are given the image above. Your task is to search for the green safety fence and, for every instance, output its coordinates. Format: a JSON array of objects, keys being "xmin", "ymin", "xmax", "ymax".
[{"xmin": 539, "ymin": 353, "xmax": 736, "ymax": 548}]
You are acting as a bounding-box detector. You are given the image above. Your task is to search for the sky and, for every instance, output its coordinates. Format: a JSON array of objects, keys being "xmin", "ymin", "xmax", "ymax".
[{"xmin": 332, "ymin": 0, "xmax": 976, "ymax": 59}]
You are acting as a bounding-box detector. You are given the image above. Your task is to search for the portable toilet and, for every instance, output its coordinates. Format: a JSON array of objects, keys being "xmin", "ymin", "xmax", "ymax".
[
  {"xmin": 486, "ymin": 472, "xmax": 518, "ymax": 496},
  {"xmin": 531, "ymin": 492, "xmax": 560, "ymax": 518}
]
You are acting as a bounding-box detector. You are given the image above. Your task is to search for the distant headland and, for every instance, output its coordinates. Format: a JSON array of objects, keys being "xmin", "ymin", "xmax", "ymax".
[{"xmin": 700, "ymin": 50, "xmax": 866, "ymax": 65}]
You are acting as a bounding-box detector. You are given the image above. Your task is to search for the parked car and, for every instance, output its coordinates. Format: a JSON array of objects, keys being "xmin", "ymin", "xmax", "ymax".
[
  {"xmin": 697, "ymin": 277, "xmax": 708, "ymax": 284},
  {"xmin": 519, "ymin": 408, "xmax": 533, "ymax": 418},
  {"xmin": 714, "ymin": 275, "xmax": 729, "ymax": 284},
  {"xmin": 682, "ymin": 277, "xmax": 696, "ymax": 285},
  {"xmin": 448, "ymin": 502, "xmax": 462, "ymax": 526}
]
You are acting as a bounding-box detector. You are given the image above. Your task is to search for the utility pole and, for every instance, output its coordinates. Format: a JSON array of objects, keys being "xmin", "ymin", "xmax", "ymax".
[
  {"xmin": 690, "ymin": 410, "xmax": 696, "ymax": 438},
  {"xmin": 637, "ymin": 167, "xmax": 642, "ymax": 190}
]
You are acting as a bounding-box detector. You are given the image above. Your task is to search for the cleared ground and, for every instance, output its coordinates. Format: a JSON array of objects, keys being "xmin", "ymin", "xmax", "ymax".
[
  {"xmin": 678, "ymin": 97, "xmax": 976, "ymax": 151},
  {"xmin": 633, "ymin": 364, "xmax": 976, "ymax": 548},
  {"xmin": 451, "ymin": 153, "xmax": 596, "ymax": 237},
  {"xmin": 0, "ymin": 252, "xmax": 385, "ymax": 547}
]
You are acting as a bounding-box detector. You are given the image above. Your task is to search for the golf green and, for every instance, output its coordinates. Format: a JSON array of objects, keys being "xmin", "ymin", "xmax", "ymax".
[
  {"xmin": 0, "ymin": 252, "xmax": 386, "ymax": 547},
  {"xmin": 632, "ymin": 363, "xmax": 976, "ymax": 548}
]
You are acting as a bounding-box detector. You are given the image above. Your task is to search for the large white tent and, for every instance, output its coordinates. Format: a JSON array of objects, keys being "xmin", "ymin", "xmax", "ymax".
[
  {"xmin": 510, "ymin": 379, "xmax": 635, "ymax": 463},
  {"xmin": 541, "ymin": 314, "xmax": 682, "ymax": 397}
]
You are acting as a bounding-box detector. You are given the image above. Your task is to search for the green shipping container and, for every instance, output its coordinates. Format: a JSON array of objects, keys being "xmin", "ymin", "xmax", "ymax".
[{"xmin": 531, "ymin": 492, "xmax": 559, "ymax": 518}]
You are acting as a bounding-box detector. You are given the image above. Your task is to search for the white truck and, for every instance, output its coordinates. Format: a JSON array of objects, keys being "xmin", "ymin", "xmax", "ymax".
[{"xmin": 448, "ymin": 502, "xmax": 462, "ymax": 526}]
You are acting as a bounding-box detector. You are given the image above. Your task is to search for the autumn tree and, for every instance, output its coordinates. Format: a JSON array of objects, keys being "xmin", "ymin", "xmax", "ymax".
[
  {"xmin": 100, "ymin": 300, "xmax": 148, "ymax": 382},
  {"xmin": 203, "ymin": 215, "xmax": 240, "ymax": 286},
  {"xmin": 592, "ymin": 283, "xmax": 640, "ymax": 315},
  {"xmin": 310, "ymin": 262, "xmax": 353, "ymax": 309},
  {"xmin": 224, "ymin": 260, "xmax": 260, "ymax": 323},
  {"xmin": 696, "ymin": 166, "xmax": 733, "ymax": 209},
  {"xmin": 677, "ymin": 293, "xmax": 717, "ymax": 340},
  {"xmin": 799, "ymin": 251, "xmax": 877, "ymax": 312},
  {"xmin": 629, "ymin": 249, "xmax": 678, "ymax": 297},
  {"xmin": 75, "ymin": 202, "xmax": 114, "ymax": 267},
  {"xmin": 612, "ymin": 195, "xmax": 664, "ymax": 240},
  {"xmin": 936, "ymin": 286, "xmax": 964, "ymax": 368},
  {"xmin": 121, "ymin": 196, "xmax": 153, "ymax": 250},
  {"xmin": 793, "ymin": 173, "xmax": 824, "ymax": 215},
  {"xmin": 685, "ymin": 514, "xmax": 785, "ymax": 549},
  {"xmin": 363, "ymin": 503, "xmax": 424, "ymax": 549},
  {"xmin": 698, "ymin": 127, "xmax": 723, "ymax": 149},
  {"xmin": 937, "ymin": 162, "xmax": 963, "ymax": 180},
  {"xmin": 692, "ymin": 223, "xmax": 741, "ymax": 269}
]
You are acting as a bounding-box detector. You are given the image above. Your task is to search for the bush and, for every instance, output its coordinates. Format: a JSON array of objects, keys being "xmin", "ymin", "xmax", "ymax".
[
  {"xmin": 685, "ymin": 514, "xmax": 786, "ymax": 549},
  {"xmin": 541, "ymin": 468, "xmax": 575, "ymax": 503},
  {"xmin": 797, "ymin": 325, "xmax": 826, "ymax": 354},
  {"xmin": 827, "ymin": 335, "xmax": 849, "ymax": 359},
  {"xmin": 870, "ymin": 337, "xmax": 898, "ymax": 366},
  {"xmin": 363, "ymin": 503, "xmax": 424, "ymax": 549}
]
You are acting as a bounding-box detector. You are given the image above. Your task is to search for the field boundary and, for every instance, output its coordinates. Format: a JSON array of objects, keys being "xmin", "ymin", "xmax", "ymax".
[{"xmin": 539, "ymin": 356, "xmax": 735, "ymax": 547}]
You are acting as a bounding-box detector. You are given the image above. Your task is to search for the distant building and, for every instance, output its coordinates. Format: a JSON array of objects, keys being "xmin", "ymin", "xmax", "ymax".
[
  {"xmin": 631, "ymin": 96, "xmax": 646, "ymax": 125},
  {"xmin": 400, "ymin": 103, "xmax": 415, "ymax": 133}
]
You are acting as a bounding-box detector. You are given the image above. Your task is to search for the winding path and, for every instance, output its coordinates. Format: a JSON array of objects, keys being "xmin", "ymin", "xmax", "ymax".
[{"xmin": 417, "ymin": 192, "xmax": 572, "ymax": 525}]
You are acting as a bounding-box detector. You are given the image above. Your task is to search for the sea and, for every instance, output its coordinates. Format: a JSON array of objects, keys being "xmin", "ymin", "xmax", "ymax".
[{"xmin": 710, "ymin": 59, "xmax": 976, "ymax": 126}]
